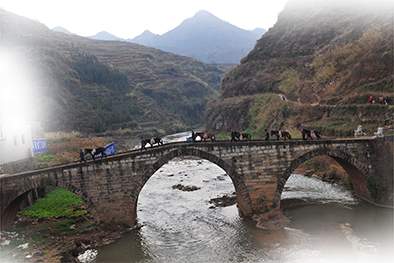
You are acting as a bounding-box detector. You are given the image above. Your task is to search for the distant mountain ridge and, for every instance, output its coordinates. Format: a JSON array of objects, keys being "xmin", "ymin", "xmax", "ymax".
[
  {"xmin": 52, "ymin": 26, "xmax": 77, "ymax": 35},
  {"xmin": 87, "ymin": 31, "xmax": 124, "ymax": 41},
  {"xmin": 52, "ymin": 10, "xmax": 266, "ymax": 64},
  {"xmin": 130, "ymin": 10, "xmax": 265, "ymax": 63},
  {"xmin": 127, "ymin": 30, "xmax": 159, "ymax": 45}
]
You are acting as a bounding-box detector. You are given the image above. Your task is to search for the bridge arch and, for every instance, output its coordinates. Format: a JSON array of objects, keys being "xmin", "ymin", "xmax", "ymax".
[
  {"xmin": 1, "ymin": 179, "xmax": 97, "ymax": 230},
  {"xmin": 275, "ymin": 148, "xmax": 370, "ymax": 204},
  {"xmin": 130, "ymin": 147, "xmax": 254, "ymax": 224}
]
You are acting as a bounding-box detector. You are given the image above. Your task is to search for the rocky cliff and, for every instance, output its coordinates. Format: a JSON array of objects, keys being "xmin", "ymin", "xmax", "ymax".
[{"xmin": 205, "ymin": 0, "xmax": 393, "ymax": 137}]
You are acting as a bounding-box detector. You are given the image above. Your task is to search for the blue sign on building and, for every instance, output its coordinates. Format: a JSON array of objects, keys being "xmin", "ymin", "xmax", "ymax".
[
  {"xmin": 32, "ymin": 139, "xmax": 47, "ymax": 154},
  {"xmin": 94, "ymin": 142, "xmax": 116, "ymax": 157}
]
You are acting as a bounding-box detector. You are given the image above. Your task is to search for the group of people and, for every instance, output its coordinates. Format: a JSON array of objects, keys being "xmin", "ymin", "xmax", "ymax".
[{"xmin": 369, "ymin": 95, "xmax": 389, "ymax": 105}]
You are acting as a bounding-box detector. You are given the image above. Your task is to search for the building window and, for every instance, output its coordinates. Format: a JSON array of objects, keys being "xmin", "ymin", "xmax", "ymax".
[
  {"xmin": 14, "ymin": 135, "xmax": 18, "ymax": 145},
  {"xmin": 0, "ymin": 126, "xmax": 3, "ymax": 139},
  {"xmin": 21, "ymin": 134, "xmax": 25, "ymax": 144}
]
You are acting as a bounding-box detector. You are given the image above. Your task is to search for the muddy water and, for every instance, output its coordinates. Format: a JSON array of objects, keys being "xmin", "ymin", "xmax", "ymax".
[{"xmin": 80, "ymin": 132, "xmax": 393, "ymax": 263}]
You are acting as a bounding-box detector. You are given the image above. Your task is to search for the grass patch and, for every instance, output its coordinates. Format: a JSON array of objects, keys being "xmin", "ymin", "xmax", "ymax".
[
  {"xmin": 35, "ymin": 154, "xmax": 57, "ymax": 167},
  {"xmin": 20, "ymin": 188, "xmax": 85, "ymax": 218}
]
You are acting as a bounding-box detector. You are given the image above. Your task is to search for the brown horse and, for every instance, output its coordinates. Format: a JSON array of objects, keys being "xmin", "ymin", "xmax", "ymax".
[
  {"xmin": 203, "ymin": 132, "xmax": 215, "ymax": 142},
  {"xmin": 302, "ymin": 128, "xmax": 321, "ymax": 140},
  {"xmin": 84, "ymin": 147, "xmax": 107, "ymax": 160},
  {"xmin": 234, "ymin": 131, "xmax": 251, "ymax": 141},
  {"xmin": 270, "ymin": 130, "xmax": 292, "ymax": 141},
  {"xmin": 195, "ymin": 132, "xmax": 215, "ymax": 142}
]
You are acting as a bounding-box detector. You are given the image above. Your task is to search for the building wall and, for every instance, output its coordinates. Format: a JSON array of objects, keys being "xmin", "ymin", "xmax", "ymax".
[{"xmin": 0, "ymin": 121, "xmax": 34, "ymax": 172}]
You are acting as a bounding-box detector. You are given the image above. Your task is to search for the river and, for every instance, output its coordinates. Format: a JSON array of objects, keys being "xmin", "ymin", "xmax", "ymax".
[{"xmin": 79, "ymin": 132, "xmax": 393, "ymax": 263}]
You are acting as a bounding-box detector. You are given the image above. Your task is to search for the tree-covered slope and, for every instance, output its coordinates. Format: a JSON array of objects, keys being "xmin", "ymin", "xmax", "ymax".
[
  {"xmin": 205, "ymin": 0, "xmax": 393, "ymax": 137},
  {"xmin": 0, "ymin": 9, "xmax": 225, "ymax": 136}
]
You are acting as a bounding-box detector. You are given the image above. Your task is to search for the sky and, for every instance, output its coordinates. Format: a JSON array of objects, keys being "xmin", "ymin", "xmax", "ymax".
[{"xmin": 0, "ymin": 0, "xmax": 288, "ymax": 39}]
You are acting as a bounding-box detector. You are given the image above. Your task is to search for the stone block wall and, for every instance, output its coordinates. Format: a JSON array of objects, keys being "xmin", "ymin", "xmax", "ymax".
[{"xmin": 1, "ymin": 138, "xmax": 392, "ymax": 230}]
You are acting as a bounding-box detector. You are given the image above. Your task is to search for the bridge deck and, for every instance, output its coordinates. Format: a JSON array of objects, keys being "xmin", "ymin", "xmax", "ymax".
[{"xmin": 0, "ymin": 136, "xmax": 377, "ymax": 177}]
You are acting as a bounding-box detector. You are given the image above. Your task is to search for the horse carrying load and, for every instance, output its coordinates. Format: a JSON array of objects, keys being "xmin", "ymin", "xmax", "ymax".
[
  {"xmin": 84, "ymin": 147, "xmax": 107, "ymax": 160},
  {"xmin": 194, "ymin": 132, "xmax": 215, "ymax": 142},
  {"xmin": 234, "ymin": 131, "xmax": 251, "ymax": 141},
  {"xmin": 270, "ymin": 130, "xmax": 292, "ymax": 141},
  {"xmin": 302, "ymin": 128, "xmax": 321, "ymax": 140}
]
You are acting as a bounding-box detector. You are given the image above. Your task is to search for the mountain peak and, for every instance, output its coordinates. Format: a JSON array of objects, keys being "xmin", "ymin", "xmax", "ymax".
[
  {"xmin": 52, "ymin": 26, "xmax": 77, "ymax": 35},
  {"xmin": 87, "ymin": 31, "xmax": 124, "ymax": 41},
  {"xmin": 194, "ymin": 10, "xmax": 215, "ymax": 17}
]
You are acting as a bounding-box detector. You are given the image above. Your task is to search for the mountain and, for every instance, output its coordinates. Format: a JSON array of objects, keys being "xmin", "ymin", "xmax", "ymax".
[
  {"xmin": 250, "ymin": 28, "xmax": 267, "ymax": 36},
  {"xmin": 127, "ymin": 30, "xmax": 159, "ymax": 46},
  {"xmin": 87, "ymin": 31, "xmax": 124, "ymax": 41},
  {"xmin": 51, "ymin": 26, "xmax": 77, "ymax": 35},
  {"xmin": 1, "ymin": 9, "xmax": 225, "ymax": 136},
  {"xmin": 130, "ymin": 10, "xmax": 263, "ymax": 63},
  {"xmin": 204, "ymin": 0, "xmax": 393, "ymax": 137}
]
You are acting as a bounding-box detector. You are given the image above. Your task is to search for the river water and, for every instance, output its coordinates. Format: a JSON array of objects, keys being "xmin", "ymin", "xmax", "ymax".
[{"xmin": 80, "ymin": 132, "xmax": 393, "ymax": 263}]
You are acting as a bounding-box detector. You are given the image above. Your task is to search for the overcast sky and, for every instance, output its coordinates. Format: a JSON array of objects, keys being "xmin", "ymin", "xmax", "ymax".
[{"xmin": 0, "ymin": 0, "xmax": 288, "ymax": 39}]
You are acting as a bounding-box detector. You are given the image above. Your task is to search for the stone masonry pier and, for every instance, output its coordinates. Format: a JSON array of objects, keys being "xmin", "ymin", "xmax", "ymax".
[{"xmin": 1, "ymin": 138, "xmax": 392, "ymax": 230}]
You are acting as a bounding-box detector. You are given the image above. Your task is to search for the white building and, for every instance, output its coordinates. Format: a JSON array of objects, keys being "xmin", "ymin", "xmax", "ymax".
[{"xmin": 0, "ymin": 119, "xmax": 41, "ymax": 174}]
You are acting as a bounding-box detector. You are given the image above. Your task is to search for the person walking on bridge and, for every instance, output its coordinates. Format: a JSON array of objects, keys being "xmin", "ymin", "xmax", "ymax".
[
  {"xmin": 231, "ymin": 130, "xmax": 237, "ymax": 142},
  {"xmin": 265, "ymin": 129, "xmax": 269, "ymax": 141},
  {"xmin": 79, "ymin": 149, "xmax": 86, "ymax": 163},
  {"xmin": 141, "ymin": 137, "xmax": 147, "ymax": 151}
]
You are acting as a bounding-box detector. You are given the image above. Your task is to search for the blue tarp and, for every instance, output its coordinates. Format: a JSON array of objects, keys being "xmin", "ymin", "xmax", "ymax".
[
  {"xmin": 94, "ymin": 142, "xmax": 116, "ymax": 157},
  {"xmin": 32, "ymin": 139, "xmax": 47, "ymax": 154}
]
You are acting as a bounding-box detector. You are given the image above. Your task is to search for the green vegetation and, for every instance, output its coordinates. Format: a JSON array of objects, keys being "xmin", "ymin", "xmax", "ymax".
[
  {"xmin": 20, "ymin": 188, "xmax": 85, "ymax": 218},
  {"xmin": 35, "ymin": 154, "xmax": 57, "ymax": 167},
  {"xmin": 0, "ymin": 188, "xmax": 88, "ymax": 262}
]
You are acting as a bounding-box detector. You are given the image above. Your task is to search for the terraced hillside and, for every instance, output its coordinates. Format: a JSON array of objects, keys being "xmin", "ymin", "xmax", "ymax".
[
  {"xmin": 1, "ymin": 8, "xmax": 224, "ymax": 136},
  {"xmin": 204, "ymin": 0, "xmax": 393, "ymax": 138}
]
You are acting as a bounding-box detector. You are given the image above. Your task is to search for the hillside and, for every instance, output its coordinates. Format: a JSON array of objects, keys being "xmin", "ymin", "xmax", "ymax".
[
  {"xmin": 205, "ymin": 0, "xmax": 394, "ymax": 137},
  {"xmin": 0, "ymin": 9, "xmax": 225, "ymax": 136}
]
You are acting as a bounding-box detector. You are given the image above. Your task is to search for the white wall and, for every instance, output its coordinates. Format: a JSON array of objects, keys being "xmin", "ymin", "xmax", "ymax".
[{"xmin": 0, "ymin": 121, "xmax": 34, "ymax": 166}]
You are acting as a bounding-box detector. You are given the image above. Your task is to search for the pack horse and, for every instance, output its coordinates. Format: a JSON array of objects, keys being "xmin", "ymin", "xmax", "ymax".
[
  {"xmin": 270, "ymin": 130, "xmax": 292, "ymax": 141},
  {"xmin": 84, "ymin": 147, "xmax": 107, "ymax": 160},
  {"xmin": 194, "ymin": 132, "xmax": 215, "ymax": 142}
]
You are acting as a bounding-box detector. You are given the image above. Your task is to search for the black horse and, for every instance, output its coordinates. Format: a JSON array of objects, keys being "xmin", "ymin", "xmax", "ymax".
[
  {"xmin": 85, "ymin": 147, "xmax": 107, "ymax": 160},
  {"xmin": 302, "ymin": 129, "xmax": 321, "ymax": 140},
  {"xmin": 270, "ymin": 130, "xmax": 292, "ymax": 141},
  {"xmin": 234, "ymin": 131, "xmax": 251, "ymax": 141},
  {"xmin": 148, "ymin": 137, "xmax": 164, "ymax": 146}
]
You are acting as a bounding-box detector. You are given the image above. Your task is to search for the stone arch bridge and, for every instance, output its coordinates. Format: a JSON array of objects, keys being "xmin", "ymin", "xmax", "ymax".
[{"xmin": 1, "ymin": 138, "xmax": 393, "ymax": 230}]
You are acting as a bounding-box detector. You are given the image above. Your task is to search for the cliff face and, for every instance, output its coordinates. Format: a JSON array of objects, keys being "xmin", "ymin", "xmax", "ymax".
[{"xmin": 205, "ymin": 0, "xmax": 393, "ymax": 136}]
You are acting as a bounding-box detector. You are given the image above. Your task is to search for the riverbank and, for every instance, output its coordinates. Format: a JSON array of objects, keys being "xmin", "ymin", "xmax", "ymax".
[
  {"xmin": 249, "ymin": 198, "xmax": 388, "ymax": 263},
  {"xmin": 0, "ymin": 195, "xmax": 382, "ymax": 263},
  {"xmin": 0, "ymin": 208, "xmax": 136, "ymax": 262}
]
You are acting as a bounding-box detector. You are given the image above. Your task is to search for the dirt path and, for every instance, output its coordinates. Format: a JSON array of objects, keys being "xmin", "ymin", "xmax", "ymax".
[{"xmin": 277, "ymin": 94, "xmax": 320, "ymax": 106}]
